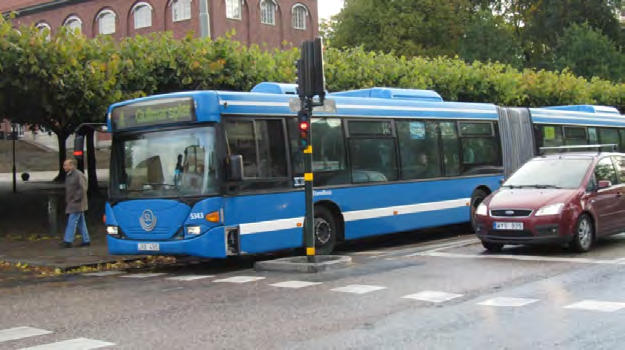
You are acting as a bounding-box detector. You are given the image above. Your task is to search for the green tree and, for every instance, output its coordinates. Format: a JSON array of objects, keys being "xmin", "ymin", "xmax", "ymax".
[
  {"xmin": 331, "ymin": 0, "xmax": 475, "ymax": 57},
  {"xmin": 459, "ymin": 10, "xmax": 524, "ymax": 67},
  {"xmin": 551, "ymin": 22, "xmax": 625, "ymax": 82},
  {"xmin": 0, "ymin": 19, "xmax": 123, "ymax": 182}
]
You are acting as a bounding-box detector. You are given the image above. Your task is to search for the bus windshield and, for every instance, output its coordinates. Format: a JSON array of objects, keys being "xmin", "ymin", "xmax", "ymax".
[{"xmin": 111, "ymin": 126, "xmax": 219, "ymax": 199}]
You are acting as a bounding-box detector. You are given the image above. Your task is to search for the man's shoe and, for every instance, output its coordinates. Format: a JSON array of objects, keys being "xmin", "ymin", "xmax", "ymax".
[
  {"xmin": 80, "ymin": 242, "xmax": 91, "ymax": 247},
  {"xmin": 59, "ymin": 241, "xmax": 72, "ymax": 248}
]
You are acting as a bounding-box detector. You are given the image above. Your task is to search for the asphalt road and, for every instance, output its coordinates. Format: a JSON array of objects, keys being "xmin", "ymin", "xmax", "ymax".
[{"xmin": 3, "ymin": 228, "xmax": 625, "ymax": 350}]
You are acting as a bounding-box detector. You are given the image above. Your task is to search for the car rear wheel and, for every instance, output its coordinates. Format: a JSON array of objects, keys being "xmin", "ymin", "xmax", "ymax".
[
  {"xmin": 482, "ymin": 241, "xmax": 504, "ymax": 252},
  {"xmin": 570, "ymin": 214, "xmax": 594, "ymax": 253}
]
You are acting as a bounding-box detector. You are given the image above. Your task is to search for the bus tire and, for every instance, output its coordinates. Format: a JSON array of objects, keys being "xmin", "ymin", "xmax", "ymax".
[
  {"xmin": 470, "ymin": 188, "xmax": 489, "ymax": 232},
  {"xmin": 314, "ymin": 206, "xmax": 337, "ymax": 255}
]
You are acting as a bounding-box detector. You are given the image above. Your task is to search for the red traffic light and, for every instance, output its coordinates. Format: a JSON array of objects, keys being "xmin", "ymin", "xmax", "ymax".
[{"xmin": 299, "ymin": 122, "xmax": 309, "ymax": 131}]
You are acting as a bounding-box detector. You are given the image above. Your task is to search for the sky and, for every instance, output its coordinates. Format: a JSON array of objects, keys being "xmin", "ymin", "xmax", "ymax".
[{"xmin": 318, "ymin": 0, "xmax": 344, "ymax": 22}]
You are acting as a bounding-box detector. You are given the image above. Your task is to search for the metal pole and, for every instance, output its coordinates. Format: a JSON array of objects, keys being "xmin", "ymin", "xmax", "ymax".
[
  {"xmin": 303, "ymin": 98, "xmax": 315, "ymax": 262},
  {"xmin": 199, "ymin": 0, "xmax": 211, "ymax": 39},
  {"xmin": 12, "ymin": 124, "xmax": 16, "ymax": 193}
]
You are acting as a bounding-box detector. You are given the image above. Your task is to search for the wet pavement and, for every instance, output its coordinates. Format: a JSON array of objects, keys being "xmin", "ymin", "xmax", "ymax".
[{"xmin": 2, "ymin": 232, "xmax": 625, "ymax": 349}]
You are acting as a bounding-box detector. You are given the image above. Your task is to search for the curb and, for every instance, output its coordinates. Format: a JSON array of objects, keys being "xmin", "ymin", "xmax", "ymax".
[
  {"xmin": 1, "ymin": 255, "xmax": 146, "ymax": 273},
  {"xmin": 254, "ymin": 255, "xmax": 353, "ymax": 273}
]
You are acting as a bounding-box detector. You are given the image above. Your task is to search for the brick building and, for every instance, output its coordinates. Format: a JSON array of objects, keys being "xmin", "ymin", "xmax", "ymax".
[
  {"xmin": 0, "ymin": 0, "xmax": 318, "ymax": 138},
  {"xmin": 1, "ymin": 0, "xmax": 318, "ymax": 48}
]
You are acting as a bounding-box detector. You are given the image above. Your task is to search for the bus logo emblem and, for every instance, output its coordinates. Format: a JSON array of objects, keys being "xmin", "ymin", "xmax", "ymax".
[{"xmin": 140, "ymin": 210, "xmax": 157, "ymax": 232}]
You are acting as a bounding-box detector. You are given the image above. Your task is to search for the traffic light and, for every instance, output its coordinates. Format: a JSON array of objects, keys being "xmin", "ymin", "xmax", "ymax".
[
  {"xmin": 298, "ymin": 110, "xmax": 310, "ymax": 149},
  {"xmin": 296, "ymin": 37, "xmax": 326, "ymax": 101}
]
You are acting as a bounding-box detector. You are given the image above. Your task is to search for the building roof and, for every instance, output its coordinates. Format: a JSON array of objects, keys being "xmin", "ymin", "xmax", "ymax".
[{"xmin": 0, "ymin": 0, "xmax": 55, "ymax": 14}]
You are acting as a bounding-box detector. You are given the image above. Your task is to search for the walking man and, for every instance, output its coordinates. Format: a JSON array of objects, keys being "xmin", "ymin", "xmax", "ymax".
[{"xmin": 60, "ymin": 159, "xmax": 91, "ymax": 248}]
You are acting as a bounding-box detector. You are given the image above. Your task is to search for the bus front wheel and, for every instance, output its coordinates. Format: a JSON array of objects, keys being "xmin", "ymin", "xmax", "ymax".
[{"xmin": 313, "ymin": 206, "xmax": 337, "ymax": 255}]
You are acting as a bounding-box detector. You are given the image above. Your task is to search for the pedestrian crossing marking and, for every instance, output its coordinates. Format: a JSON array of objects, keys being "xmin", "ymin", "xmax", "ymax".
[
  {"xmin": 564, "ymin": 300, "xmax": 625, "ymax": 312},
  {"xmin": 403, "ymin": 291, "xmax": 463, "ymax": 303},
  {"xmin": 331, "ymin": 285, "xmax": 387, "ymax": 294},
  {"xmin": 19, "ymin": 337, "xmax": 114, "ymax": 350},
  {"xmin": 270, "ymin": 281, "xmax": 322, "ymax": 289},
  {"xmin": 121, "ymin": 273, "xmax": 167, "ymax": 279},
  {"xmin": 478, "ymin": 297, "xmax": 539, "ymax": 307},
  {"xmin": 213, "ymin": 276, "xmax": 266, "ymax": 283},
  {"xmin": 166, "ymin": 275, "xmax": 215, "ymax": 281},
  {"xmin": 0, "ymin": 327, "xmax": 52, "ymax": 343}
]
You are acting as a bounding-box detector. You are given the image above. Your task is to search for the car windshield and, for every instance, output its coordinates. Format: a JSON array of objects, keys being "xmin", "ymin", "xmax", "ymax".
[
  {"xmin": 503, "ymin": 158, "xmax": 593, "ymax": 189},
  {"xmin": 110, "ymin": 126, "xmax": 218, "ymax": 199}
]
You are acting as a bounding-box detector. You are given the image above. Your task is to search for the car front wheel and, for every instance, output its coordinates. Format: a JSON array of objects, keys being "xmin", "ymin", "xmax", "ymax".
[{"xmin": 570, "ymin": 214, "xmax": 594, "ymax": 253}]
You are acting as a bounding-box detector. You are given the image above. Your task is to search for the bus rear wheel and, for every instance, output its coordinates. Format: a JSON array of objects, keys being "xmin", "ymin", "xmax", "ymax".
[
  {"xmin": 313, "ymin": 206, "xmax": 337, "ymax": 255},
  {"xmin": 470, "ymin": 189, "xmax": 489, "ymax": 232}
]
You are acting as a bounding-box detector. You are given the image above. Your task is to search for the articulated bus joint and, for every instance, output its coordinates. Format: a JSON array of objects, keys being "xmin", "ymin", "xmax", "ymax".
[{"xmin": 226, "ymin": 227, "xmax": 240, "ymax": 256}]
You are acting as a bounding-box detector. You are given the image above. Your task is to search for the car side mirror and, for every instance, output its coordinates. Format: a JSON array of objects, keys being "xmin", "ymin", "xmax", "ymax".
[
  {"xmin": 598, "ymin": 180, "xmax": 612, "ymax": 189},
  {"xmin": 228, "ymin": 155, "xmax": 244, "ymax": 181},
  {"xmin": 499, "ymin": 178, "xmax": 505, "ymax": 185}
]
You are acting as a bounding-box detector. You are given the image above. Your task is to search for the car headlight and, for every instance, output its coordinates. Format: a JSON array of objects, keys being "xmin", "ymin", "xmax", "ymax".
[
  {"xmin": 535, "ymin": 203, "xmax": 564, "ymax": 216},
  {"xmin": 186, "ymin": 226, "xmax": 201, "ymax": 235},
  {"xmin": 106, "ymin": 226, "xmax": 118, "ymax": 235},
  {"xmin": 476, "ymin": 203, "xmax": 488, "ymax": 216}
]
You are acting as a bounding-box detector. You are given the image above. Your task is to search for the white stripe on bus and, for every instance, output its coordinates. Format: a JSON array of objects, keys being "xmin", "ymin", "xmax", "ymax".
[{"xmin": 238, "ymin": 198, "xmax": 470, "ymax": 235}]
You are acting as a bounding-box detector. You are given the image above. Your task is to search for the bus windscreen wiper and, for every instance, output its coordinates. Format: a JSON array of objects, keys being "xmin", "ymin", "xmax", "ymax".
[{"xmin": 142, "ymin": 183, "xmax": 190, "ymax": 205}]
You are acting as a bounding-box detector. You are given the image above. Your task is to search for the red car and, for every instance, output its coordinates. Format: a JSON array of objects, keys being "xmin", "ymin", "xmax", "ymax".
[{"xmin": 475, "ymin": 151, "xmax": 625, "ymax": 253}]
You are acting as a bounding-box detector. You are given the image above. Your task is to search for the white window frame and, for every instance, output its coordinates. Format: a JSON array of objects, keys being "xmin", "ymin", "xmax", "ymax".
[
  {"xmin": 97, "ymin": 10, "xmax": 117, "ymax": 35},
  {"xmin": 260, "ymin": 0, "xmax": 276, "ymax": 25},
  {"xmin": 172, "ymin": 0, "xmax": 192, "ymax": 22},
  {"xmin": 292, "ymin": 4, "xmax": 308, "ymax": 30},
  {"xmin": 63, "ymin": 15, "xmax": 83, "ymax": 34},
  {"xmin": 225, "ymin": 0, "xmax": 242, "ymax": 20},
  {"xmin": 35, "ymin": 22, "xmax": 51, "ymax": 39},
  {"xmin": 132, "ymin": 2, "xmax": 154, "ymax": 29}
]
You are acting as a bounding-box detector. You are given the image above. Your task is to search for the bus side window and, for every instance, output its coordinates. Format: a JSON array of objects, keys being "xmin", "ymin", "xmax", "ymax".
[
  {"xmin": 397, "ymin": 120, "xmax": 441, "ymax": 180},
  {"xmin": 347, "ymin": 120, "xmax": 398, "ymax": 183},
  {"xmin": 440, "ymin": 122, "xmax": 460, "ymax": 177}
]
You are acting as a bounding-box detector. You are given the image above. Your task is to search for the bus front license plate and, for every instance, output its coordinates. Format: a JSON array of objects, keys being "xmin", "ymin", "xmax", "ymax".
[
  {"xmin": 138, "ymin": 243, "xmax": 160, "ymax": 251},
  {"xmin": 494, "ymin": 222, "xmax": 523, "ymax": 230}
]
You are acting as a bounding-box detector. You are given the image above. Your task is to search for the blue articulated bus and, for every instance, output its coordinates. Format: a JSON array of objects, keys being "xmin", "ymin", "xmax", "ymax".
[{"xmin": 101, "ymin": 82, "xmax": 625, "ymax": 258}]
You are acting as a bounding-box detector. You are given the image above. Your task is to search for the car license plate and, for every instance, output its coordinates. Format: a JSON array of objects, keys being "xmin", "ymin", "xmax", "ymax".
[
  {"xmin": 494, "ymin": 222, "xmax": 524, "ymax": 230},
  {"xmin": 138, "ymin": 243, "xmax": 160, "ymax": 251}
]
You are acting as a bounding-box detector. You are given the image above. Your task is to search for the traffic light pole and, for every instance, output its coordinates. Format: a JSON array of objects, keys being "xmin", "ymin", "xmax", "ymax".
[{"xmin": 301, "ymin": 98, "xmax": 315, "ymax": 263}]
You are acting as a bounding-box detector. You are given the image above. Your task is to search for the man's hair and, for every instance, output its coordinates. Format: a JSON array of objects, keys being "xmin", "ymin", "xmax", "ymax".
[{"xmin": 65, "ymin": 159, "xmax": 76, "ymax": 167}]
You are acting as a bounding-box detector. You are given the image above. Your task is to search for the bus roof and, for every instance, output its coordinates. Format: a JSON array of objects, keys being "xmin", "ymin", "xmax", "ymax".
[{"xmin": 530, "ymin": 105, "xmax": 625, "ymax": 127}]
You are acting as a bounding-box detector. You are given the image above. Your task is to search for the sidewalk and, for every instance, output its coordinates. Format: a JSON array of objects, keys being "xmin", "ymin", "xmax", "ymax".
[{"xmin": 0, "ymin": 176, "xmax": 155, "ymax": 274}]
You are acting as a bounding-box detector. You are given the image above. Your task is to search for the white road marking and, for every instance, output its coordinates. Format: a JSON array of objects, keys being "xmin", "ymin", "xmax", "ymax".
[
  {"xmin": 166, "ymin": 275, "xmax": 214, "ymax": 282},
  {"xmin": 83, "ymin": 271, "xmax": 126, "ymax": 277},
  {"xmin": 213, "ymin": 276, "xmax": 266, "ymax": 283},
  {"xmin": 270, "ymin": 281, "xmax": 322, "ymax": 289},
  {"xmin": 121, "ymin": 273, "xmax": 167, "ymax": 279},
  {"xmin": 19, "ymin": 337, "xmax": 114, "ymax": 350},
  {"xmin": 414, "ymin": 251, "xmax": 615, "ymax": 264},
  {"xmin": 403, "ymin": 291, "xmax": 463, "ymax": 303},
  {"xmin": 0, "ymin": 327, "xmax": 52, "ymax": 343},
  {"xmin": 564, "ymin": 300, "xmax": 625, "ymax": 312},
  {"xmin": 478, "ymin": 297, "xmax": 539, "ymax": 307},
  {"xmin": 331, "ymin": 285, "xmax": 387, "ymax": 294}
]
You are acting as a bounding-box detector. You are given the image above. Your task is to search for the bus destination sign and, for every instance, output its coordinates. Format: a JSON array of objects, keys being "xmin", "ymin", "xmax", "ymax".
[{"xmin": 110, "ymin": 97, "xmax": 196, "ymax": 130}]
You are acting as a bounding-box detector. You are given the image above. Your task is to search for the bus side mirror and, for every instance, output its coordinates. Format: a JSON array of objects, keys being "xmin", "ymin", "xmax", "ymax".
[
  {"xmin": 228, "ymin": 155, "xmax": 243, "ymax": 181},
  {"xmin": 73, "ymin": 135, "xmax": 85, "ymax": 161}
]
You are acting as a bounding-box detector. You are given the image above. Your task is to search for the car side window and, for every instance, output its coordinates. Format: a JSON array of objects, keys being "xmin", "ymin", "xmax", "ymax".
[
  {"xmin": 595, "ymin": 157, "xmax": 618, "ymax": 185},
  {"xmin": 612, "ymin": 156, "xmax": 625, "ymax": 184}
]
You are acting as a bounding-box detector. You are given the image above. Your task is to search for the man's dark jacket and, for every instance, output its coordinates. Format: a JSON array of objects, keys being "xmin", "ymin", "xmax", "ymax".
[{"xmin": 65, "ymin": 170, "xmax": 88, "ymax": 214}]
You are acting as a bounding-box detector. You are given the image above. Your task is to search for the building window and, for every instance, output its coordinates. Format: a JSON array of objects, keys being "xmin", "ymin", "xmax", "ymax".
[
  {"xmin": 64, "ymin": 16, "xmax": 83, "ymax": 34},
  {"xmin": 225, "ymin": 0, "xmax": 242, "ymax": 20},
  {"xmin": 260, "ymin": 0, "xmax": 276, "ymax": 25},
  {"xmin": 97, "ymin": 10, "xmax": 117, "ymax": 35},
  {"xmin": 35, "ymin": 22, "xmax": 51, "ymax": 40},
  {"xmin": 172, "ymin": 0, "xmax": 192, "ymax": 22},
  {"xmin": 132, "ymin": 2, "xmax": 153, "ymax": 29},
  {"xmin": 292, "ymin": 4, "xmax": 308, "ymax": 30}
]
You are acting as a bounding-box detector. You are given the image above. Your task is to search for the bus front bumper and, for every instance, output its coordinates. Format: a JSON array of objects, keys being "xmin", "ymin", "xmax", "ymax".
[{"xmin": 107, "ymin": 226, "xmax": 228, "ymax": 258}]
